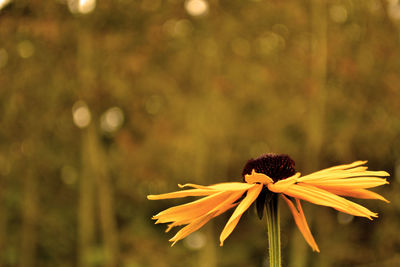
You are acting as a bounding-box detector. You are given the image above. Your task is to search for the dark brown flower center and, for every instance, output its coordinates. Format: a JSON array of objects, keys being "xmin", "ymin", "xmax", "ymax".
[
  {"xmin": 242, "ymin": 153, "xmax": 296, "ymax": 220},
  {"xmin": 242, "ymin": 153, "xmax": 296, "ymax": 182}
]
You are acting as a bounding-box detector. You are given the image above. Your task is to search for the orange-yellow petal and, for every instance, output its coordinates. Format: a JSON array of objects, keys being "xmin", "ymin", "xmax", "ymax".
[
  {"xmin": 313, "ymin": 160, "xmax": 367, "ymax": 173},
  {"xmin": 303, "ymin": 177, "xmax": 389, "ymax": 189},
  {"xmin": 153, "ymin": 191, "xmax": 240, "ymax": 223},
  {"xmin": 167, "ymin": 189, "xmax": 247, "ymax": 245},
  {"xmin": 280, "ymin": 183, "xmax": 377, "ymax": 219},
  {"xmin": 147, "ymin": 189, "xmax": 217, "ymax": 200},
  {"xmin": 245, "ymin": 170, "xmax": 274, "ymax": 185},
  {"xmin": 164, "ymin": 191, "xmax": 243, "ymax": 232},
  {"xmin": 316, "ymin": 187, "xmax": 389, "ymax": 203},
  {"xmin": 267, "ymin": 173, "xmax": 300, "ymax": 192},
  {"xmin": 219, "ymin": 184, "xmax": 263, "ymax": 245},
  {"xmin": 209, "ymin": 182, "xmax": 256, "ymax": 191},
  {"xmin": 169, "ymin": 211, "xmax": 217, "ymax": 246},
  {"xmin": 298, "ymin": 160, "xmax": 389, "ymax": 183},
  {"xmin": 178, "ymin": 182, "xmax": 254, "ymax": 191},
  {"xmin": 178, "ymin": 183, "xmax": 215, "ymax": 190},
  {"xmin": 281, "ymin": 195, "xmax": 319, "ymax": 252}
]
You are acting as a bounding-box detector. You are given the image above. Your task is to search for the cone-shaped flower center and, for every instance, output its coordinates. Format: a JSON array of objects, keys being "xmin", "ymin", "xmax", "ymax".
[{"xmin": 242, "ymin": 153, "xmax": 296, "ymax": 182}]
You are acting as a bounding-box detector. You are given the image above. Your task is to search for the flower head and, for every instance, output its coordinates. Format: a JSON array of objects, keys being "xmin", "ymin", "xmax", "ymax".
[{"xmin": 147, "ymin": 154, "xmax": 389, "ymax": 251}]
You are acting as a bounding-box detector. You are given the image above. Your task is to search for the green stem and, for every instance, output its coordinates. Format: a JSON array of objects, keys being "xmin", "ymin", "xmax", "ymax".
[{"xmin": 266, "ymin": 194, "xmax": 281, "ymax": 267}]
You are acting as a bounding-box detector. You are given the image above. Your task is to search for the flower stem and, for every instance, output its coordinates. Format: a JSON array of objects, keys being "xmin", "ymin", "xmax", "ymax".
[{"xmin": 265, "ymin": 194, "xmax": 281, "ymax": 267}]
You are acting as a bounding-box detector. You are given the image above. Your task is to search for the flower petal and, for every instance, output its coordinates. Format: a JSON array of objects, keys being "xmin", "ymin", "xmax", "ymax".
[
  {"xmin": 314, "ymin": 161, "xmax": 367, "ymax": 172},
  {"xmin": 147, "ymin": 189, "xmax": 218, "ymax": 200},
  {"xmin": 209, "ymin": 182, "xmax": 256, "ymax": 191},
  {"xmin": 219, "ymin": 184, "xmax": 263, "ymax": 245},
  {"xmin": 169, "ymin": 212, "xmax": 217, "ymax": 246},
  {"xmin": 304, "ymin": 177, "xmax": 389, "ymax": 189},
  {"xmin": 178, "ymin": 183, "xmax": 214, "ymax": 190},
  {"xmin": 297, "ymin": 160, "xmax": 389, "ymax": 183},
  {"xmin": 166, "ymin": 203, "xmax": 239, "ymax": 232},
  {"xmin": 281, "ymin": 195, "xmax": 320, "ymax": 252},
  {"xmin": 165, "ymin": 197, "xmax": 242, "ymax": 232},
  {"xmin": 168, "ymin": 190, "xmax": 246, "ymax": 244},
  {"xmin": 267, "ymin": 173, "xmax": 300, "ymax": 193},
  {"xmin": 153, "ymin": 191, "xmax": 242, "ymax": 224},
  {"xmin": 317, "ymin": 187, "xmax": 389, "ymax": 203},
  {"xmin": 179, "ymin": 182, "xmax": 254, "ymax": 191},
  {"xmin": 280, "ymin": 183, "xmax": 377, "ymax": 219},
  {"xmin": 245, "ymin": 170, "xmax": 274, "ymax": 185}
]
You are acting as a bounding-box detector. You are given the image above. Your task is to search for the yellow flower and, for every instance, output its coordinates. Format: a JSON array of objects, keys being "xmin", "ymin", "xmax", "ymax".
[{"xmin": 147, "ymin": 154, "xmax": 389, "ymax": 252}]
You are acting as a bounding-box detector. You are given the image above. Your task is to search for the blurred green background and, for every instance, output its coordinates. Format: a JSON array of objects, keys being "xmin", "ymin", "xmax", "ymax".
[{"xmin": 1, "ymin": 0, "xmax": 400, "ymax": 266}]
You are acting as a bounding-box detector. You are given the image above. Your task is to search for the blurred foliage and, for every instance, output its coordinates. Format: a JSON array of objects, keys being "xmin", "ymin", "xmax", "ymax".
[{"xmin": 0, "ymin": 0, "xmax": 400, "ymax": 266}]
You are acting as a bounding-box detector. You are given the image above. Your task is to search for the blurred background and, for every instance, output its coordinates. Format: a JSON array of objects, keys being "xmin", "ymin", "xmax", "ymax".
[{"xmin": 1, "ymin": 0, "xmax": 400, "ymax": 266}]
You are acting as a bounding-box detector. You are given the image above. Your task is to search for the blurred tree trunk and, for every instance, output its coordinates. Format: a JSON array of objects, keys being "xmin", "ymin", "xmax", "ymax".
[
  {"xmin": 87, "ymin": 126, "xmax": 119, "ymax": 267},
  {"xmin": 289, "ymin": 0, "xmax": 328, "ymax": 266},
  {"xmin": 196, "ymin": 147, "xmax": 217, "ymax": 267},
  {"xmin": 305, "ymin": 0, "xmax": 327, "ymax": 170},
  {"xmin": 77, "ymin": 28, "xmax": 96, "ymax": 267},
  {"xmin": 79, "ymin": 129, "xmax": 96, "ymax": 267},
  {"xmin": 189, "ymin": 106, "xmax": 217, "ymax": 267},
  {"xmin": 20, "ymin": 169, "xmax": 38, "ymax": 267},
  {"xmin": 308, "ymin": 1, "xmax": 333, "ymax": 266},
  {"xmin": 77, "ymin": 28, "xmax": 119, "ymax": 267}
]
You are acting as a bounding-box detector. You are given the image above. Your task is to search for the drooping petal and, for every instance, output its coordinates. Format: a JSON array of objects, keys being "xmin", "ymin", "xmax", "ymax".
[
  {"xmin": 168, "ymin": 190, "xmax": 246, "ymax": 244},
  {"xmin": 281, "ymin": 195, "xmax": 319, "ymax": 252},
  {"xmin": 164, "ymin": 191, "xmax": 243, "ymax": 231},
  {"xmin": 279, "ymin": 183, "xmax": 377, "ymax": 219},
  {"xmin": 153, "ymin": 190, "xmax": 242, "ymax": 224},
  {"xmin": 317, "ymin": 187, "xmax": 389, "ymax": 203},
  {"xmin": 166, "ymin": 203, "xmax": 239, "ymax": 232},
  {"xmin": 169, "ymin": 212, "xmax": 217, "ymax": 246},
  {"xmin": 219, "ymin": 184, "xmax": 263, "ymax": 246}
]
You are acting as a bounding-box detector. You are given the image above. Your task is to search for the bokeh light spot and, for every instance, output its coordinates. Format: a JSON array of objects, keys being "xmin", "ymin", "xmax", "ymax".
[
  {"xmin": 68, "ymin": 0, "xmax": 96, "ymax": 14},
  {"xmin": 100, "ymin": 107, "xmax": 124, "ymax": 133},
  {"xmin": 72, "ymin": 101, "xmax": 91, "ymax": 129},
  {"xmin": 0, "ymin": 0, "xmax": 12, "ymax": 10},
  {"xmin": 185, "ymin": 0, "xmax": 209, "ymax": 17},
  {"xmin": 175, "ymin": 19, "xmax": 193, "ymax": 37},
  {"xmin": 17, "ymin": 40, "xmax": 35, "ymax": 59},
  {"xmin": 388, "ymin": 0, "xmax": 400, "ymax": 20},
  {"xmin": 337, "ymin": 212, "xmax": 354, "ymax": 225},
  {"xmin": 183, "ymin": 232, "xmax": 206, "ymax": 250},
  {"xmin": 256, "ymin": 32, "xmax": 284, "ymax": 56},
  {"xmin": 163, "ymin": 19, "xmax": 193, "ymax": 38},
  {"xmin": 329, "ymin": 5, "xmax": 348, "ymax": 23}
]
